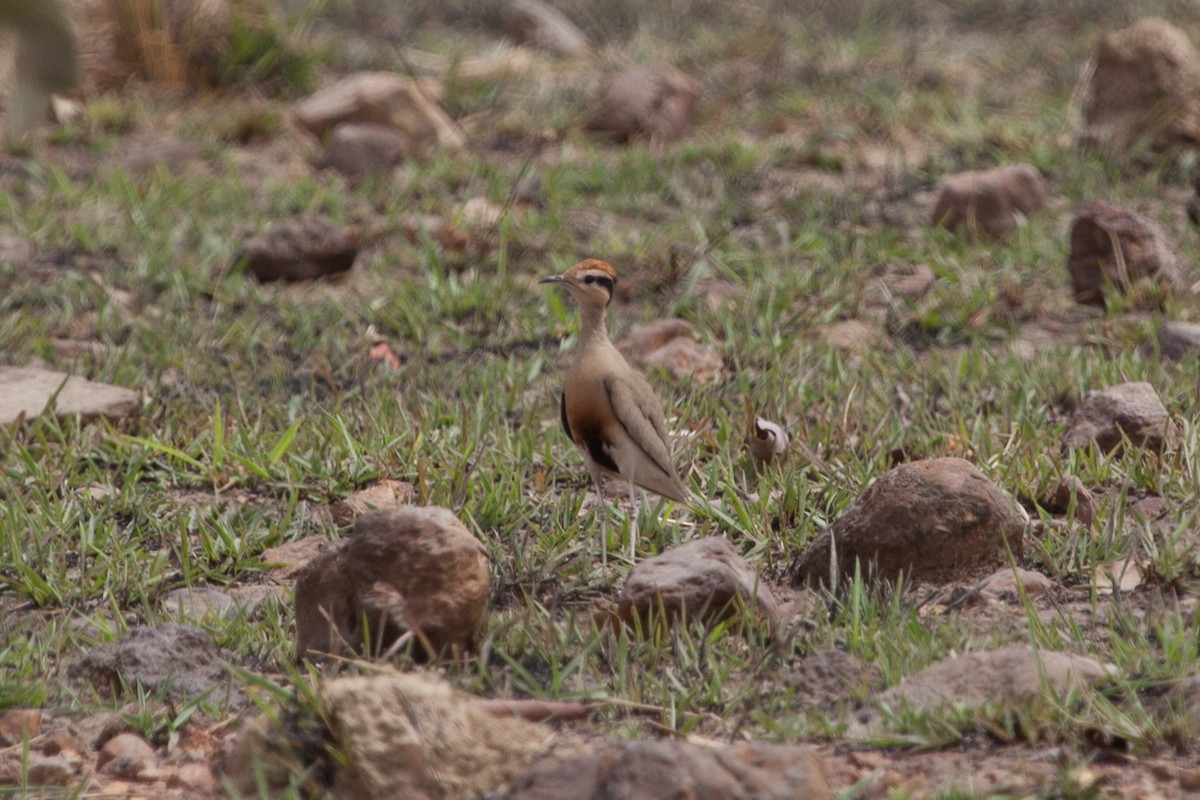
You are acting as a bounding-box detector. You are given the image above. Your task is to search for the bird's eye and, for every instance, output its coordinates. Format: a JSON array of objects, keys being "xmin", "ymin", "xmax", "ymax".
[{"xmin": 583, "ymin": 276, "xmax": 595, "ymax": 284}]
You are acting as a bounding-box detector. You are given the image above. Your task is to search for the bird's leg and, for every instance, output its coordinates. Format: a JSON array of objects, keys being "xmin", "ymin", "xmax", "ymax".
[
  {"xmin": 590, "ymin": 472, "xmax": 608, "ymax": 567},
  {"xmin": 627, "ymin": 478, "xmax": 638, "ymax": 561}
]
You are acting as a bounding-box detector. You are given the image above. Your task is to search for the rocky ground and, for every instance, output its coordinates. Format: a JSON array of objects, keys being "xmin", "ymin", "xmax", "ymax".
[{"xmin": 3, "ymin": 1, "xmax": 1200, "ymax": 798}]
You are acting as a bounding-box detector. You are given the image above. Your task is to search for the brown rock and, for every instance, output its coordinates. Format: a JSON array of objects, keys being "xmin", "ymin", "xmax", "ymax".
[
  {"xmin": 324, "ymin": 671, "xmax": 556, "ymax": 800},
  {"xmin": 168, "ymin": 762, "xmax": 216, "ymax": 792},
  {"xmin": 1082, "ymin": 18, "xmax": 1200, "ymax": 153},
  {"xmin": 24, "ymin": 756, "xmax": 74, "ymax": 787},
  {"xmin": 162, "ymin": 586, "xmax": 237, "ymax": 619},
  {"xmin": 0, "ymin": 236, "xmax": 35, "ymax": 265},
  {"xmin": 894, "ymin": 264, "xmax": 936, "ymax": 299},
  {"xmin": 67, "ymin": 624, "xmax": 244, "ymax": 706},
  {"xmin": 1049, "ymin": 475, "xmax": 1095, "ymax": 527},
  {"xmin": 501, "ymin": 0, "xmax": 590, "ymax": 58},
  {"xmin": 586, "ymin": 65, "xmax": 702, "ymax": 143},
  {"xmin": 319, "ymin": 122, "xmax": 409, "ymax": 180},
  {"xmin": 821, "ymin": 319, "xmax": 884, "ymax": 353},
  {"xmin": 1063, "ymin": 381, "xmax": 1168, "ymax": 453},
  {"xmin": 261, "ymin": 535, "xmax": 326, "ymax": 581},
  {"xmin": 782, "ymin": 650, "xmax": 883, "ymax": 713},
  {"xmin": 294, "ymin": 506, "xmax": 490, "ymax": 659},
  {"xmin": 1067, "ymin": 201, "xmax": 1187, "ymax": 307},
  {"xmin": 617, "ymin": 537, "xmax": 779, "ymax": 634},
  {"xmin": 294, "ymin": 72, "xmax": 464, "ymax": 151},
  {"xmin": 789, "ymin": 458, "xmax": 1026, "ymax": 587},
  {"xmin": 615, "ymin": 318, "xmax": 696, "ymax": 361},
  {"xmin": 97, "ymin": 733, "xmax": 156, "ymax": 778},
  {"xmin": 233, "ymin": 214, "xmax": 360, "ymax": 283},
  {"xmin": 507, "ymin": 741, "xmax": 831, "ymax": 800},
  {"xmin": 0, "ymin": 708, "xmax": 42, "ymax": 746},
  {"xmin": 641, "ymin": 336, "xmax": 723, "ymax": 383},
  {"xmin": 0, "ymin": 366, "xmax": 139, "ymax": 427},
  {"xmin": 931, "ymin": 164, "xmax": 1047, "ymax": 240},
  {"xmin": 978, "ymin": 567, "xmax": 1057, "ymax": 599},
  {"xmin": 1154, "ymin": 321, "xmax": 1200, "ymax": 360},
  {"xmin": 329, "ymin": 479, "xmax": 417, "ymax": 527},
  {"xmin": 875, "ymin": 646, "xmax": 1114, "ymax": 714}
]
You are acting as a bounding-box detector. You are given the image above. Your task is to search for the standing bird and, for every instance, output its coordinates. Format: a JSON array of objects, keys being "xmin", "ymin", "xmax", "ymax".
[{"xmin": 540, "ymin": 259, "xmax": 690, "ymax": 563}]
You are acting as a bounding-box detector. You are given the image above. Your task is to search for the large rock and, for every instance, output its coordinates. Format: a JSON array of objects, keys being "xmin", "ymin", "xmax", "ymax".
[
  {"xmin": 318, "ymin": 122, "xmax": 410, "ymax": 180},
  {"xmin": 874, "ymin": 645, "xmax": 1115, "ymax": 714},
  {"xmin": 1063, "ymin": 381, "xmax": 1169, "ymax": 453},
  {"xmin": 501, "ymin": 0, "xmax": 589, "ymax": 58},
  {"xmin": 294, "ymin": 72, "xmax": 465, "ymax": 151},
  {"xmin": 789, "ymin": 458, "xmax": 1026, "ymax": 587},
  {"xmin": 232, "ymin": 214, "xmax": 360, "ymax": 282},
  {"xmin": 1066, "ymin": 201, "xmax": 1187, "ymax": 307},
  {"xmin": 1153, "ymin": 321, "xmax": 1200, "ymax": 361},
  {"xmin": 67, "ymin": 624, "xmax": 243, "ymax": 705},
  {"xmin": 617, "ymin": 537, "xmax": 779, "ymax": 633},
  {"xmin": 222, "ymin": 671, "xmax": 559, "ymax": 800},
  {"xmin": 507, "ymin": 740, "xmax": 830, "ymax": 800},
  {"xmin": 930, "ymin": 164, "xmax": 1047, "ymax": 241},
  {"xmin": 586, "ymin": 65, "xmax": 702, "ymax": 143},
  {"xmin": 1081, "ymin": 18, "xmax": 1200, "ymax": 153},
  {"xmin": 0, "ymin": 366, "xmax": 139, "ymax": 426},
  {"xmin": 294, "ymin": 506, "xmax": 490, "ymax": 659}
]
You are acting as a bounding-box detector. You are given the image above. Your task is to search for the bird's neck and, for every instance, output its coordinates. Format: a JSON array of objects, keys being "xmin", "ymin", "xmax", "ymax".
[{"xmin": 577, "ymin": 304, "xmax": 611, "ymax": 349}]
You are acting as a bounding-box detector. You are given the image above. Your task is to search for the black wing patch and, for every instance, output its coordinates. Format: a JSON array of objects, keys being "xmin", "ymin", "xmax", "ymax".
[{"xmin": 560, "ymin": 391, "xmax": 571, "ymax": 440}]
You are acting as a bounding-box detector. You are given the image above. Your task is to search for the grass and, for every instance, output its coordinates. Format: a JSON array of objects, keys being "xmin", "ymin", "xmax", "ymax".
[{"xmin": 3, "ymin": 0, "xmax": 1200, "ymax": 796}]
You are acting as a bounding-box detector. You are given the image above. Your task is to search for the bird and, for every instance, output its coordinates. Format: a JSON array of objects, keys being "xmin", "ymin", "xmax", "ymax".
[{"xmin": 540, "ymin": 258, "xmax": 690, "ymax": 563}]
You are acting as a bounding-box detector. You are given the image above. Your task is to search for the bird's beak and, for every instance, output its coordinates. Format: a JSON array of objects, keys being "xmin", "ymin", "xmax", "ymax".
[{"xmin": 539, "ymin": 274, "xmax": 564, "ymax": 285}]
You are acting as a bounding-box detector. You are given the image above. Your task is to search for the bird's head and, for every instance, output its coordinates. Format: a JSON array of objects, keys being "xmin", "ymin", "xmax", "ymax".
[{"xmin": 539, "ymin": 259, "xmax": 618, "ymax": 308}]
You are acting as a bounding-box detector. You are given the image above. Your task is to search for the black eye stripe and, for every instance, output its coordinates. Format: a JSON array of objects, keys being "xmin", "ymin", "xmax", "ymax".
[
  {"xmin": 597, "ymin": 276, "xmax": 614, "ymax": 291},
  {"xmin": 584, "ymin": 275, "xmax": 595, "ymax": 284}
]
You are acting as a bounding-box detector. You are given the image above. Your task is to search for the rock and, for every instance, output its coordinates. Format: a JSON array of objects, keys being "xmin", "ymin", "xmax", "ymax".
[
  {"xmin": 1063, "ymin": 381, "xmax": 1168, "ymax": 453},
  {"xmin": 615, "ymin": 318, "xmax": 697, "ymax": 361},
  {"xmin": 233, "ymin": 214, "xmax": 360, "ymax": 283},
  {"xmin": 586, "ymin": 65, "xmax": 702, "ymax": 143},
  {"xmin": 162, "ymin": 586, "xmax": 238, "ymax": 619},
  {"xmin": 223, "ymin": 670, "xmax": 557, "ymax": 800},
  {"xmin": 1153, "ymin": 321, "xmax": 1200, "ymax": 361},
  {"xmin": 782, "ymin": 650, "xmax": 882, "ymax": 713},
  {"xmin": 789, "ymin": 458, "xmax": 1026, "ymax": 587},
  {"xmin": 0, "ymin": 708, "xmax": 42, "ymax": 746},
  {"xmin": 894, "ymin": 264, "xmax": 936, "ymax": 299},
  {"xmin": 641, "ymin": 336, "xmax": 723, "ymax": 383},
  {"xmin": 0, "ymin": 235, "xmax": 35, "ymax": 265},
  {"xmin": 329, "ymin": 479, "xmax": 417, "ymax": 527},
  {"xmin": 507, "ymin": 740, "xmax": 831, "ymax": 800},
  {"xmin": 1081, "ymin": 18, "xmax": 1200, "ymax": 153},
  {"xmin": 319, "ymin": 122, "xmax": 409, "ymax": 180},
  {"xmin": 294, "ymin": 506, "xmax": 490, "ymax": 659},
  {"xmin": 0, "ymin": 365, "xmax": 139, "ymax": 426},
  {"xmin": 67, "ymin": 624, "xmax": 244, "ymax": 706},
  {"xmin": 1066, "ymin": 201, "xmax": 1187, "ymax": 306},
  {"xmin": 930, "ymin": 164, "xmax": 1047, "ymax": 240},
  {"xmin": 168, "ymin": 762, "xmax": 216, "ymax": 792},
  {"xmin": 294, "ymin": 72, "xmax": 465, "ymax": 151},
  {"xmin": 821, "ymin": 319, "xmax": 884, "ymax": 353},
  {"xmin": 501, "ymin": 0, "xmax": 589, "ymax": 58},
  {"xmin": 23, "ymin": 756, "xmax": 74, "ymax": 787},
  {"xmin": 261, "ymin": 535, "xmax": 326, "ymax": 581},
  {"xmin": 617, "ymin": 537, "xmax": 779, "ymax": 633},
  {"xmin": 874, "ymin": 646, "xmax": 1115, "ymax": 714},
  {"xmin": 1049, "ymin": 475, "xmax": 1095, "ymax": 527},
  {"xmin": 978, "ymin": 567, "xmax": 1057, "ymax": 600},
  {"xmin": 97, "ymin": 733, "xmax": 156, "ymax": 779}
]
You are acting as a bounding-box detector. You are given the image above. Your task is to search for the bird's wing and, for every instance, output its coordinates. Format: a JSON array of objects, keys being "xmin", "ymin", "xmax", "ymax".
[{"xmin": 603, "ymin": 374, "xmax": 678, "ymax": 481}]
